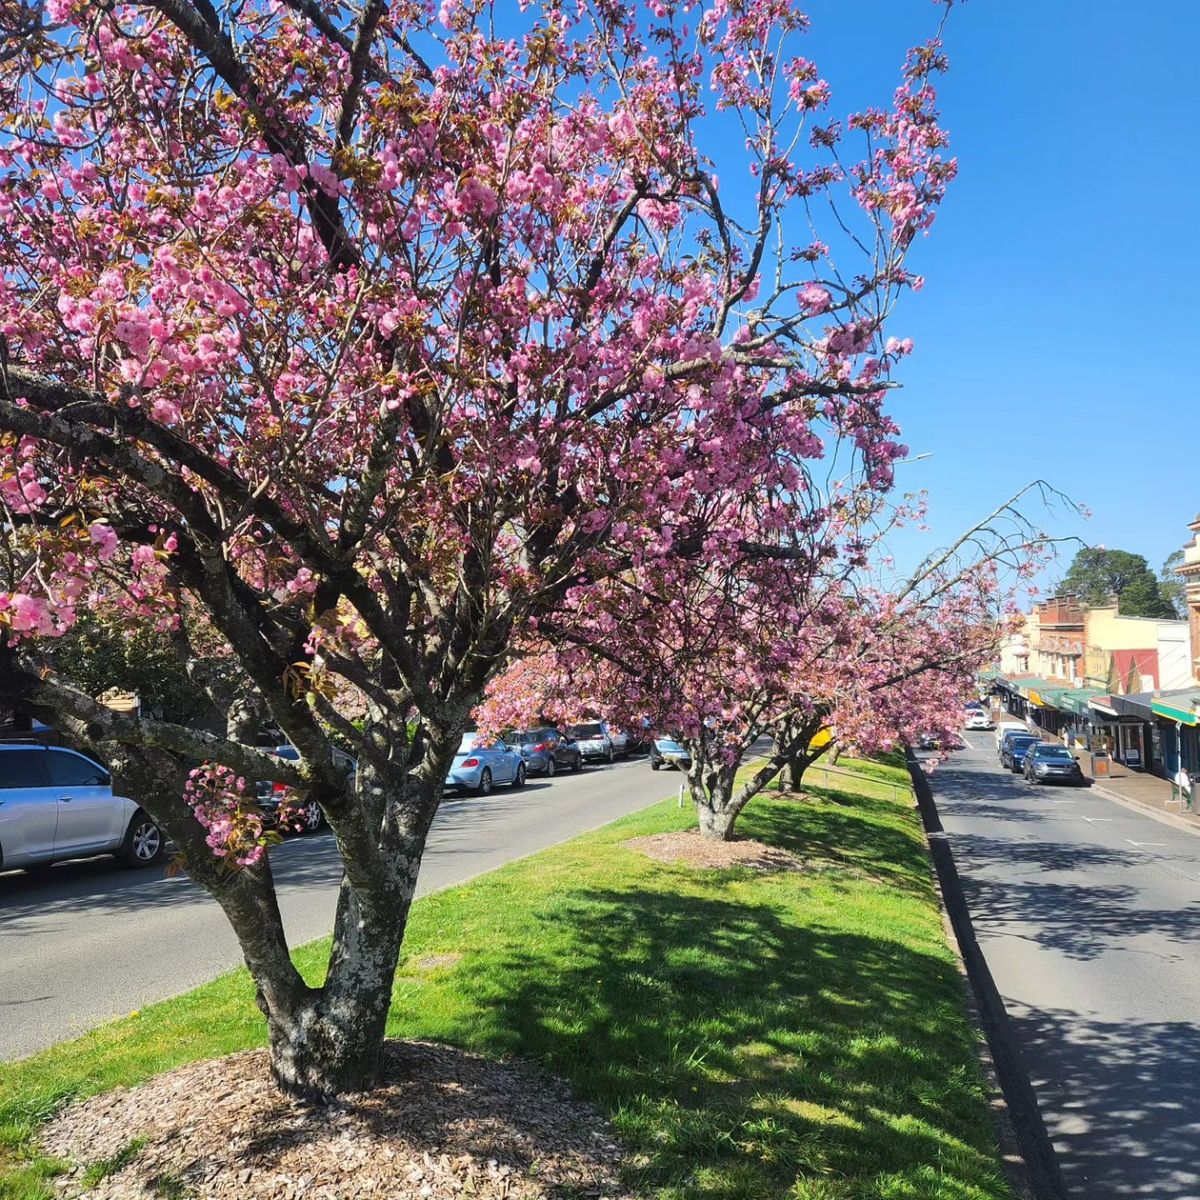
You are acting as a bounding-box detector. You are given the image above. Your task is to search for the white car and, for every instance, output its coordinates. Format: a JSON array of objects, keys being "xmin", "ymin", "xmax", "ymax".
[
  {"xmin": 994, "ymin": 721, "xmax": 1027, "ymax": 747},
  {"xmin": 964, "ymin": 711, "xmax": 993, "ymax": 731}
]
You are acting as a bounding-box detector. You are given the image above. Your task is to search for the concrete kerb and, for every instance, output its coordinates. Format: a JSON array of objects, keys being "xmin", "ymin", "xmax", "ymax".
[{"xmin": 905, "ymin": 749, "xmax": 1067, "ymax": 1200}]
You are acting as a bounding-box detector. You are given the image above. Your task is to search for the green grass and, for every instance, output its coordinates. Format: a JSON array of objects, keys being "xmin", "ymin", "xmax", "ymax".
[{"xmin": 0, "ymin": 756, "xmax": 1008, "ymax": 1200}]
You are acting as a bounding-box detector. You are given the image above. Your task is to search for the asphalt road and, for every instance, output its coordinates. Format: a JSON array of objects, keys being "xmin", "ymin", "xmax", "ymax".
[
  {"xmin": 930, "ymin": 732, "xmax": 1200, "ymax": 1199},
  {"xmin": 0, "ymin": 754, "xmax": 693, "ymax": 1061}
]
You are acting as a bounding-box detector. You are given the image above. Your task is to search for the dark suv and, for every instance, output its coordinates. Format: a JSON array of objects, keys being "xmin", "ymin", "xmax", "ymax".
[
  {"xmin": 0, "ymin": 744, "xmax": 165, "ymax": 871},
  {"xmin": 512, "ymin": 728, "xmax": 583, "ymax": 777},
  {"xmin": 1000, "ymin": 734, "xmax": 1041, "ymax": 772}
]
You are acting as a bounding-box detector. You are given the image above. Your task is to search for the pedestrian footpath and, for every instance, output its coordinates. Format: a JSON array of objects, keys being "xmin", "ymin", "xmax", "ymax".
[{"xmin": 1019, "ymin": 713, "xmax": 1200, "ymax": 835}]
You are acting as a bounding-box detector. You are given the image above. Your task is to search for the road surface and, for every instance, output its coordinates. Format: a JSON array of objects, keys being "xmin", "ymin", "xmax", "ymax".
[
  {"xmin": 0, "ymin": 755, "xmax": 691, "ymax": 1060},
  {"xmin": 931, "ymin": 731, "xmax": 1200, "ymax": 1199}
]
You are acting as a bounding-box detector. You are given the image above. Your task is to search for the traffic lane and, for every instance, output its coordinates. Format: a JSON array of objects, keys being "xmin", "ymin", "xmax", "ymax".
[
  {"xmin": 0, "ymin": 752, "xmax": 684, "ymax": 1061},
  {"xmin": 932, "ymin": 733, "xmax": 1200, "ymax": 1199}
]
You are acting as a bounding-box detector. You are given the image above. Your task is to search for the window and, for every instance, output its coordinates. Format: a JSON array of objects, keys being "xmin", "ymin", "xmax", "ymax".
[
  {"xmin": 46, "ymin": 751, "xmax": 109, "ymax": 788},
  {"xmin": 0, "ymin": 751, "xmax": 49, "ymax": 789}
]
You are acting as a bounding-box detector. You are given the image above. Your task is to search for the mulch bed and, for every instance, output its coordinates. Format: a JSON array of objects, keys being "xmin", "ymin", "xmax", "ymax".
[
  {"xmin": 625, "ymin": 830, "xmax": 809, "ymax": 873},
  {"xmin": 43, "ymin": 1041, "xmax": 629, "ymax": 1200}
]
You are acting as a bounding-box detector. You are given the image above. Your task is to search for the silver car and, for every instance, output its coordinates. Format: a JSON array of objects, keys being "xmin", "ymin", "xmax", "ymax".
[
  {"xmin": 568, "ymin": 720, "xmax": 629, "ymax": 763},
  {"xmin": 0, "ymin": 744, "xmax": 165, "ymax": 871}
]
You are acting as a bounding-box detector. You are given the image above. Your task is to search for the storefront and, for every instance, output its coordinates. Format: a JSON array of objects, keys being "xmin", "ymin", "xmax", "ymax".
[
  {"xmin": 1091, "ymin": 695, "xmax": 1153, "ymax": 771},
  {"xmin": 1150, "ymin": 692, "xmax": 1200, "ymax": 780}
]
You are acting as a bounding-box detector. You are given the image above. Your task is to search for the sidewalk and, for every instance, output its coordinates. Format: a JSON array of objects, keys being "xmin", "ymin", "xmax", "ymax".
[{"xmin": 1022, "ymin": 715, "xmax": 1200, "ymax": 833}]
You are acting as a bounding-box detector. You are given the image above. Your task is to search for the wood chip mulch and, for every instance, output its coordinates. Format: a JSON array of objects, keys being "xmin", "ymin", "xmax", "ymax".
[
  {"xmin": 42, "ymin": 1041, "xmax": 629, "ymax": 1200},
  {"xmin": 624, "ymin": 830, "xmax": 810, "ymax": 873}
]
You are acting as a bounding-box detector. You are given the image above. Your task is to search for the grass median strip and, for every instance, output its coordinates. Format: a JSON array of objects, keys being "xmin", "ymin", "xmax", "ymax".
[{"xmin": 1, "ymin": 757, "xmax": 1009, "ymax": 1199}]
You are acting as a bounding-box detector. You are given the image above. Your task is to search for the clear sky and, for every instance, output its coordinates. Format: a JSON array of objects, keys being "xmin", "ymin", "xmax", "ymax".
[{"xmin": 794, "ymin": 0, "xmax": 1200, "ymax": 591}]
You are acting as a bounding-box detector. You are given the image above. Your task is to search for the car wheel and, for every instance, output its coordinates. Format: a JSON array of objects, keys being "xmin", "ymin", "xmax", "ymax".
[
  {"xmin": 302, "ymin": 799, "xmax": 324, "ymax": 832},
  {"xmin": 607, "ymin": 746, "xmax": 614, "ymax": 764},
  {"xmin": 546, "ymin": 756, "xmax": 556, "ymax": 778},
  {"xmin": 512, "ymin": 762, "xmax": 527, "ymax": 788},
  {"xmin": 475, "ymin": 768, "xmax": 493, "ymax": 797},
  {"xmin": 118, "ymin": 811, "xmax": 165, "ymax": 868},
  {"xmin": 571, "ymin": 753, "xmax": 582, "ymax": 773},
  {"xmin": 651, "ymin": 760, "xmax": 660, "ymax": 771}
]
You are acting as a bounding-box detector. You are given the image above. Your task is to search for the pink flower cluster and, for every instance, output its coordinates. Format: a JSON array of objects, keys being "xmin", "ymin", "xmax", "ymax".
[{"xmin": 184, "ymin": 763, "xmax": 267, "ymax": 868}]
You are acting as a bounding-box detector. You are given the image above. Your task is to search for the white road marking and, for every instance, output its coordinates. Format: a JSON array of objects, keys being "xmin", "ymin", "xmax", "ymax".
[
  {"xmin": 1125, "ymin": 839, "xmax": 1166, "ymax": 849},
  {"xmin": 1080, "ymin": 816, "xmax": 1112, "ymax": 824}
]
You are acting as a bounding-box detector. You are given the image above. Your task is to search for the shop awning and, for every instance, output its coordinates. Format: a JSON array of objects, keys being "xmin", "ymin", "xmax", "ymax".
[
  {"xmin": 1016, "ymin": 678, "xmax": 1059, "ymax": 702},
  {"xmin": 1152, "ymin": 696, "xmax": 1199, "ymax": 726},
  {"xmin": 993, "ymin": 674, "xmax": 1036, "ymax": 693},
  {"xmin": 1111, "ymin": 692, "xmax": 1157, "ymax": 722},
  {"xmin": 1059, "ymin": 688, "xmax": 1105, "ymax": 715}
]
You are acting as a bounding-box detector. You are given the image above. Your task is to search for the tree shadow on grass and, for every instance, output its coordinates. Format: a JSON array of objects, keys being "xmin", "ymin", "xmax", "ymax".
[
  {"xmin": 742, "ymin": 788, "xmax": 934, "ymax": 900},
  {"xmin": 414, "ymin": 883, "xmax": 1007, "ymax": 1199}
]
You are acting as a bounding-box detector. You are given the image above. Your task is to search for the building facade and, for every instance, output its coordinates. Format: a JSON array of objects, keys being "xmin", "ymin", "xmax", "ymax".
[{"xmin": 991, "ymin": 593, "xmax": 1194, "ymax": 777}]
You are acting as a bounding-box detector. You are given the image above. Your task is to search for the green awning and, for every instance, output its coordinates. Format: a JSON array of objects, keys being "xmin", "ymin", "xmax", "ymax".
[
  {"xmin": 1059, "ymin": 689, "xmax": 1105, "ymax": 716},
  {"xmin": 1152, "ymin": 697, "xmax": 1199, "ymax": 726}
]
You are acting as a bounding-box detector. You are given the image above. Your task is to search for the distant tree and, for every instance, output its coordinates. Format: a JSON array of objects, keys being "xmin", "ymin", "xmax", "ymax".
[
  {"xmin": 1060, "ymin": 548, "xmax": 1177, "ymax": 619},
  {"xmin": 46, "ymin": 614, "xmax": 215, "ymax": 725},
  {"xmin": 1161, "ymin": 549, "xmax": 1187, "ymax": 619}
]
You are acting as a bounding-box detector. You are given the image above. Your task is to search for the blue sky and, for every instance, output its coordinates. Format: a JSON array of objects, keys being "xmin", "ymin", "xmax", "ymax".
[{"xmin": 792, "ymin": 0, "xmax": 1200, "ymax": 590}]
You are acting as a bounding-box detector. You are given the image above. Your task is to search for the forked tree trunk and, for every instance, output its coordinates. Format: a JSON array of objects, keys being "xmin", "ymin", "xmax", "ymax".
[
  {"xmin": 260, "ymin": 883, "xmax": 412, "ymax": 1096},
  {"xmin": 253, "ymin": 765, "xmax": 442, "ymax": 1098}
]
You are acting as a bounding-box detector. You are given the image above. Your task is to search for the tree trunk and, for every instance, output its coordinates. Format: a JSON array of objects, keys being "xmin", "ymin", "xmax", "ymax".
[
  {"xmin": 786, "ymin": 756, "xmax": 807, "ymax": 791},
  {"xmin": 696, "ymin": 800, "xmax": 739, "ymax": 841},
  {"xmin": 261, "ymin": 931, "xmax": 398, "ymax": 1098}
]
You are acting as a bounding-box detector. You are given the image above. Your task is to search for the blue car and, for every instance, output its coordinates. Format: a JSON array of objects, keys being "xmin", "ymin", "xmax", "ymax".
[
  {"xmin": 1001, "ymin": 734, "xmax": 1041, "ymax": 772},
  {"xmin": 444, "ymin": 734, "xmax": 526, "ymax": 796}
]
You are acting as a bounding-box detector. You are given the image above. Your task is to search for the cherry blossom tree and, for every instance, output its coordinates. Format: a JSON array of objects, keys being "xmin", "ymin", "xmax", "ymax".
[
  {"xmin": 0, "ymin": 0, "xmax": 953, "ymax": 1094},
  {"xmin": 481, "ymin": 486, "xmax": 1062, "ymax": 840}
]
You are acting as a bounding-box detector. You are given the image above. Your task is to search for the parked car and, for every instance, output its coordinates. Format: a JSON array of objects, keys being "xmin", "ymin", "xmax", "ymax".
[
  {"xmin": 625, "ymin": 720, "xmax": 653, "ymax": 755},
  {"xmin": 445, "ymin": 734, "xmax": 526, "ymax": 796},
  {"xmin": 1001, "ymin": 734, "xmax": 1041, "ymax": 771},
  {"xmin": 512, "ymin": 728, "xmax": 583, "ymax": 777},
  {"xmin": 994, "ymin": 721, "xmax": 1027, "ymax": 748},
  {"xmin": 649, "ymin": 737, "xmax": 692, "ymax": 771},
  {"xmin": 963, "ymin": 711, "xmax": 993, "ymax": 731},
  {"xmin": 568, "ymin": 721, "xmax": 629, "ymax": 763},
  {"xmin": 256, "ymin": 744, "xmax": 357, "ymax": 832},
  {"xmin": 0, "ymin": 743, "xmax": 165, "ymax": 871},
  {"xmin": 1024, "ymin": 743, "xmax": 1086, "ymax": 786}
]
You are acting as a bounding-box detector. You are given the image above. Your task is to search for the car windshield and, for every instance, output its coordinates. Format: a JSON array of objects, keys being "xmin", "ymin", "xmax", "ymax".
[
  {"xmin": 516, "ymin": 730, "xmax": 547, "ymax": 745},
  {"xmin": 572, "ymin": 723, "xmax": 603, "ymax": 738},
  {"xmin": 1012, "ymin": 737, "xmax": 1039, "ymax": 748},
  {"xmin": 1035, "ymin": 745, "xmax": 1073, "ymax": 759},
  {"xmin": 656, "ymin": 739, "xmax": 685, "ymax": 752},
  {"xmin": 456, "ymin": 733, "xmax": 483, "ymax": 753}
]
